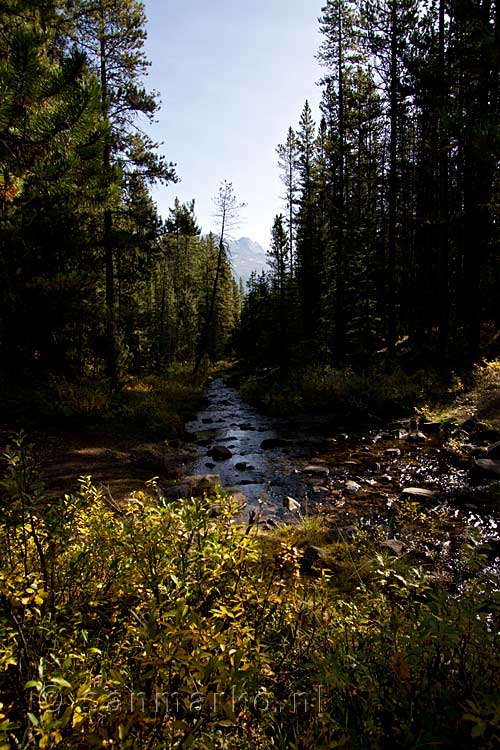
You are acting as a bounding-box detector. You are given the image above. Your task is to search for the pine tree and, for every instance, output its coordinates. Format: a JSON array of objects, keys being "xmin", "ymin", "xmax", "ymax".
[
  {"xmin": 0, "ymin": 0, "xmax": 101, "ymax": 373},
  {"xmin": 295, "ymin": 101, "xmax": 319, "ymax": 345},
  {"xmin": 276, "ymin": 127, "xmax": 299, "ymax": 276},
  {"xmin": 194, "ymin": 181, "xmax": 244, "ymax": 372},
  {"xmin": 318, "ymin": 0, "xmax": 364, "ymax": 359},
  {"xmin": 362, "ymin": 0, "xmax": 418, "ymax": 351},
  {"xmin": 68, "ymin": 0, "xmax": 177, "ymax": 384},
  {"xmin": 268, "ymin": 214, "xmax": 290, "ymax": 365}
]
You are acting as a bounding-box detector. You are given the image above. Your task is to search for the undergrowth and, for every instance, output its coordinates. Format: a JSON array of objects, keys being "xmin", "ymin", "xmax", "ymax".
[
  {"xmin": 1, "ymin": 362, "xmax": 215, "ymax": 440},
  {"xmin": 421, "ymin": 359, "xmax": 500, "ymax": 430},
  {"xmin": 240, "ymin": 364, "xmax": 463, "ymax": 417},
  {"xmin": 1, "ymin": 434, "xmax": 499, "ymax": 748}
]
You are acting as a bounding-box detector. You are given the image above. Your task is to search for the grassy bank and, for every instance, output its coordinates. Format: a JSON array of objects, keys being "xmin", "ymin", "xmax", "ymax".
[
  {"xmin": 420, "ymin": 359, "xmax": 500, "ymax": 431},
  {"xmin": 0, "ymin": 362, "xmax": 217, "ymax": 442},
  {"xmin": 0, "ymin": 437, "xmax": 499, "ymax": 749}
]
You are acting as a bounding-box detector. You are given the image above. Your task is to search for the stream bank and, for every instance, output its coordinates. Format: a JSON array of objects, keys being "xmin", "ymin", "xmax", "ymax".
[{"xmin": 180, "ymin": 376, "xmax": 500, "ymax": 576}]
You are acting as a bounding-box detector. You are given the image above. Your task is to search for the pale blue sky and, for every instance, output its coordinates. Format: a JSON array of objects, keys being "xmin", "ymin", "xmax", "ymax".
[{"xmin": 142, "ymin": 0, "xmax": 324, "ymax": 249}]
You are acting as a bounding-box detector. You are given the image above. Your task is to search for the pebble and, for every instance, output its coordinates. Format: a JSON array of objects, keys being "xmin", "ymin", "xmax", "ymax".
[
  {"xmin": 283, "ymin": 496, "xmax": 301, "ymax": 513},
  {"xmin": 385, "ymin": 448, "xmax": 401, "ymax": 458},
  {"xmin": 303, "ymin": 465, "xmax": 330, "ymax": 477},
  {"xmin": 344, "ymin": 480, "xmax": 361, "ymax": 494},
  {"xmin": 400, "ymin": 487, "xmax": 437, "ymax": 501}
]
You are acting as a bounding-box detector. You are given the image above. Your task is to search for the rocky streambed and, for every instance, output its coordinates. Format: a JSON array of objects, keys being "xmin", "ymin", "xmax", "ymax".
[{"xmin": 176, "ymin": 377, "xmax": 500, "ymax": 577}]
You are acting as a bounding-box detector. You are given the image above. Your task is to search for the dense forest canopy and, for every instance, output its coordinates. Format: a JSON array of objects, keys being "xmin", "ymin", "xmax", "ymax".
[
  {"xmin": 0, "ymin": 0, "xmax": 240, "ymax": 386},
  {"xmin": 1, "ymin": 0, "xmax": 500, "ymax": 388},
  {"xmin": 239, "ymin": 0, "xmax": 500, "ymax": 373}
]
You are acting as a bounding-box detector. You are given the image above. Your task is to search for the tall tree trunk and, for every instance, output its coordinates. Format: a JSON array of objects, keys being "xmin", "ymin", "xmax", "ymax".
[
  {"xmin": 99, "ymin": 15, "xmax": 117, "ymax": 386},
  {"xmin": 438, "ymin": 0, "xmax": 450, "ymax": 362},
  {"xmin": 387, "ymin": 0, "xmax": 398, "ymax": 353},
  {"xmin": 335, "ymin": 0, "xmax": 346, "ymax": 360},
  {"xmin": 194, "ymin": 229, "xmax": 226, "ymax": 374}
]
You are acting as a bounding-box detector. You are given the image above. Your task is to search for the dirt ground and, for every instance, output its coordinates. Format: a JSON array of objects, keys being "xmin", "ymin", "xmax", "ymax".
[{"xmin": 0, "ymin": 427, "xmax": 191, "ymax": 501}]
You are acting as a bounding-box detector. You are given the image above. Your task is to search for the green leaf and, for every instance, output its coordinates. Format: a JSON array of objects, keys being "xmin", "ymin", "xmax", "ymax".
[
  {"xmin": 25, "ymin": 680, "xmax": 42, "ymax": 690},
  {"xmin": 471, "ymin": 721, "xmax": 486, "ymax": 738},
  {"xmin": 51, "ymin": 677, "xmax": 72, "ymax": 689}
]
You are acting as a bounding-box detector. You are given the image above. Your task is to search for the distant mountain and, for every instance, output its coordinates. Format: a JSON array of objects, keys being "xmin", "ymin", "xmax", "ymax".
[{"xmin": 228, "ymin": 237, "xmax": 269, "ymax": 289}]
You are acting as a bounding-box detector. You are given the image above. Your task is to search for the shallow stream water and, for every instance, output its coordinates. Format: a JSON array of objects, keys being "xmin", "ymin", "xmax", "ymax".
[{"xmin": 185, "ymin": 378, "xmax": 500, "ymax": 564}]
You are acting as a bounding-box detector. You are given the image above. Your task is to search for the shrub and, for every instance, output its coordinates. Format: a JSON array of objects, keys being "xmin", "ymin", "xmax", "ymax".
[{"xmin": 1, "ymin": 435, "xmax": 499, "ymax": 749}]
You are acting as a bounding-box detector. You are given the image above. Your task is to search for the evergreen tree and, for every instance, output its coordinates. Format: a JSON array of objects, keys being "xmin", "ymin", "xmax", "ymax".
[
  {"xmin": 276, "ymin": 127, "xmax": 299, "ymax": 276},
  {"xmin": 68, "ymin": 0, "xmax": 177, "ymax": 384},
  {"xmin": 268, "ymin": 214, "xmax": 290, "ymax": 365},
  {"xmin": 295, "ymin": 100, "xmax": 320, "ymax": 345},
  {"xmin": 362, "ymin": 0, "xmax": 418, "ymax": 351},
  {"xmin": 195, "ymin": 181, "xmax": 244, "ymax": 372},
  {"xmin": 0, "ymin": 0, "xmax": 101, "ymax": 374}
]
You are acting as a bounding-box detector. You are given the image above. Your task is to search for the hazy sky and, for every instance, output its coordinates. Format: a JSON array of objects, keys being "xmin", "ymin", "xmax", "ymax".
[{"xmin": 142, "ymin": 0, "xmax": 324, "ymax": 249}]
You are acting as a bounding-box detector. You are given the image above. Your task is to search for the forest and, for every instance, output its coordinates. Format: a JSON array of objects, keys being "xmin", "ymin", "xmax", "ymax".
[
  {"xmin": 0, "ymin": 0, "xmax": 240, "ymax": 390},
  {"xmin": 241, "ymin": 0, "xmax": 500, "ymax": 378},
  {"xmin": 1, "ymin": 1, "xmax": 500, "ymax": 749}
]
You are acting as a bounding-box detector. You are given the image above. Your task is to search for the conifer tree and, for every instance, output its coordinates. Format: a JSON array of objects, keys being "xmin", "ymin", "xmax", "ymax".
[
  {"xmin": 68, "ymin": 0, "xmax": 177, "ymax": 384},
  {"xmin": 276, "ymin": 127, "xmax": 299, "ymax": 276}
]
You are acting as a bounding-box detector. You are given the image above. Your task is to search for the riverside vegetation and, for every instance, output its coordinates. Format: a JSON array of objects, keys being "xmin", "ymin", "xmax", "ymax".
[{"xmin": 1, "ymin": 432, "xmax": 500, "ymax": 750}]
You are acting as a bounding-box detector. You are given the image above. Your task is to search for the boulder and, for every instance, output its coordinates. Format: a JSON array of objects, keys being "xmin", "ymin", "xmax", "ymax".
[
  {"xmin": 201, "ymin": 418, "xmax": 213, "ymax": 424},
  {"xmin": 238, "ymin": 423, "xmax": 256, "ymax": 431},
  {"xmin": 487, "ymin": 442, "xmax": 500, "ymax": 460},
  {"xmin": 460, "ymin": 418, "xmax": 486, "ymax": 433},
  {"xmin": 474, "ymin": 459, "xmax": 500, "ymax": 477},
  {"xmin": 207, "ymin": 445, "xmax": 233, "ymax": 461},
  {"xmin": 406, "ymin": 431, "xmax": 427, "ymax": 443},
  {"xmin": 392, "ymin": 429, "xmax": 407, "ymax": 439},
  {"xmin": 300, "ymin": 545, "xmax": 331, "ymax": 574},
  {"xmin": 379, "ymin": 474, "xmax": 393, "ymax": 483},
  {"xmin": 225, "ymin": 488, "xmax": 247, "ymax": 507},
  {"xmin": 260, "ymin": 437, "xmax": 290, "ymax": 450},
  {"xmin": 420, "ymin": 421, "xmax": 441, "ymax": 435},
  {"xmin": 163, "ymin": 474, "xmax": 220, "ymax": 500},
  {"xmin": 235, "ymin": 461, "xmax": 254, "ymax": 471},
  {"xmin": 385, "ymin": 448, "xmax": 401, "ymax": 458},
  {"xmin": 379, "ymin": 432, "xmax": 394, "ymax": 440},
  {"xmin": 380, "ymin": 539, "xmax": 406, "ymax": 556},
  {"xmin": 470, "ymin": 428, "xmax": 500, "ymax": 445},
  {"xmin": 328, "ymin": 525, "xmax": 359, "ymax": 543},
  {"xmin": 303, "ymin": 465, "xmax": 330, "ymax": 478},
  {"xmin": 131, "ymin": 443, "xmax": 170, "ymax": 473},
  {"xmin": 363, "ymin": 459, "xmax": 382, "ymax": 472},
  {"xmin": 400, "ymin": 487, "xmax": 437, "ymax": 502}
]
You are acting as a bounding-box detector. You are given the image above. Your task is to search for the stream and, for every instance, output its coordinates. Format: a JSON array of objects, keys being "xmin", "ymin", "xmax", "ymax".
[{"xmin": 185, "ymin": 377, "xmax": 500, "ymax": 571}]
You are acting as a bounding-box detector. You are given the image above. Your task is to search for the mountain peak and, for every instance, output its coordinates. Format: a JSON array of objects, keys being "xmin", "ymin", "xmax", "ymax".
[{"xmin": 228, "ymin": 237, "xmax": 268, "ymax": 287}]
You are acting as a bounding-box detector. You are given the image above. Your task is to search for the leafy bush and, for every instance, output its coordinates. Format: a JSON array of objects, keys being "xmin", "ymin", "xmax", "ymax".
[{"xmin": 1, "ymin": 435, "xmax": 499, "ymax": 749}]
